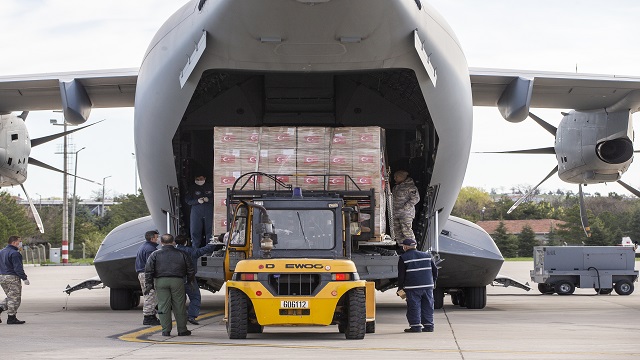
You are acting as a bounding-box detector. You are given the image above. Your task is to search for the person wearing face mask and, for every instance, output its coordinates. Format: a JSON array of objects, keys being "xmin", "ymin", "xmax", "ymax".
[
  {"xmin": 0, "ymin": 236, "xmax": 29, "ymax": 324},
  {"xmin": 186, "ymin": 174, "xmax": 214, "ymax": 248}
]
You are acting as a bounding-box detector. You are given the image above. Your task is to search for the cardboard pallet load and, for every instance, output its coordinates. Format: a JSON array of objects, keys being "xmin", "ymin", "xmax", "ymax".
[{"xmin": 212, "ymin": 126, "xmax": 388, "ymax": 239}]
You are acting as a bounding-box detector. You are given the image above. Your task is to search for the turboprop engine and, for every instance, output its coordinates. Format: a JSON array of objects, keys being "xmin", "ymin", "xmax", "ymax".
[
  {"xmin": 482, "ymin": 109, "xmax": 639, "ymax": 237},
  {"xmin": 555, "ymin": 109, "xmax": 634, "ymax": 184}
]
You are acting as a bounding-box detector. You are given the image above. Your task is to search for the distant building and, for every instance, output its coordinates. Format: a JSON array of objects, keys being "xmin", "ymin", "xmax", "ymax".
[{"xmin": 476, "ymin": 219, "xmax": 565, "ymax": 243}]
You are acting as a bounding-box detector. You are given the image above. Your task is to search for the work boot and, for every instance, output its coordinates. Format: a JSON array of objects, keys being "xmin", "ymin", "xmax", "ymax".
[
  {"xmin": 187, "ymin": 318, "xmax": 200, "ymax": 325},
  {"xmin": 422, "ymin": 325, "xmax": 434, "ymax": 332},
  {"xmin": 7, "ymin": 315, "xmax": 25, "ymax": 325},
  {"xmin": 178, "ymin": 330, "xmax": 192, "ymax": 336},
  {"xmin": 143, "ymin": 315, "xmax": 161, "ymax": 326},
  {"xmin": 404, "ymin": 326, "xmax": 421, "ymax": 333}
]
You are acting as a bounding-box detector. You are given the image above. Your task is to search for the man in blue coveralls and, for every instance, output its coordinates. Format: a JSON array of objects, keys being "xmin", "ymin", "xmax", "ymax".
[
  {"xmin": 396, "ymin": 238, "xmax": 438, "ymax": 333},
  {"xmin": 175, "ymin": 235, "xmax": 217, "ymax": 325},
  {"xmin": 185, "ymin": 174, "xmax": 213, "ymax": 248}
]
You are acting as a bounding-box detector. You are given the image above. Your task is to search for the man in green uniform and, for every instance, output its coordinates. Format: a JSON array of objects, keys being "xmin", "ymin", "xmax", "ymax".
[{"xmin": 144, "ymin": 234, "xmax": 195, "ymax": 336}]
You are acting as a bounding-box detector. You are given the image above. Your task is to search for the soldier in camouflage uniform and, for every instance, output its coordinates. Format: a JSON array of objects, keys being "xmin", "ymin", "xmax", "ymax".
[
  {"xmin": 0, "ymin": 236, "xmax": 29, "ymax": 324},
  {"xmin": 392, "ymin": 170, "xmax": 420, "ymax": 245},
  {"xmin": 135, "ymin": 230, "xmax": 161, "ymax": 326}
]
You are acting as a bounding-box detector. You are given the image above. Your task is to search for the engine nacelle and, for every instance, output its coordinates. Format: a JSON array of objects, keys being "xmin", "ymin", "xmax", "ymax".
[
  {"xmin": 555, "ymin": 109, "xmax": 634, "ymax": 184},
  {"xmin": 0, "ymin": 114, "xmax": 30, "ymax": 187}
]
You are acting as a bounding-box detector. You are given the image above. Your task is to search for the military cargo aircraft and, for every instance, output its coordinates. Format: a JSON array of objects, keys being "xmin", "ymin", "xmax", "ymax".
[{"xmin": 2, "ymin": 0, "xmax": 640, "ymax": 310}]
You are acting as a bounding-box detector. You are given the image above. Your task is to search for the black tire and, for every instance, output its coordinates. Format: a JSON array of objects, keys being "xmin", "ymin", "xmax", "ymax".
[
  {"xmin": 365, "ymin": 320, "xmax": 376, "ymax": 334},
  {"xmin": 247, "ymin": 321, "xmax": 264, "ymax": 333},
  {"xmin": 110, "ymin": 288, "xmax": 134, "ymax": 310},
  {"xmin": 538, "ymin": 283, "xmax": 554, "ymax": 295},
  {"xmin": 344, "ymin": 288, "xmax": 366, "ymax": 340},
  {"xmin": 595, "ymin": 288, "xmax": 613, "ymax": 295},
  {"xmin": 465, "ymin": 286, "xmax": 486, "ymax": 309},
  {"xmin": 614, "ymin": 279, "xmax": 634, "ymax": 295},
  {"xmin": 451, "ymin": 293, "xmax": 458, "ymax": 305},
  {"xmin": 554, "ymin": 281, "xmax": 575, "ymax": 295},
  {"xmin": 434, "ymin": 287, "xmax": 444, "ymax": 309},
  {"xmin": 227, "ymin": 289, "xmax": 248, "ymax": 339},
  {"xmin": 456, "ymin": 291, "xmax": 466, "ymax": 307},
  {"xmin": 131, "ymin": 294, "xmax": 141, "ymax": 308}
]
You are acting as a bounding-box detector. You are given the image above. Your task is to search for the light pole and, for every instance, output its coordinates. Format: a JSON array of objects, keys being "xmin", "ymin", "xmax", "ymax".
[
  {"xmin": 482, "ymin": 206, "xmax": 486, "ymax": 221},
  {"xmin": 70, "ymin": 147, "xmax": 86, "ymax": 251},
  {"xmin": 51, "ymin": 116, "xmax": 70, "ymax": 264},
  {"xmin": 102, "ymin": 175, "xmax": 112, "ymax": 217}
]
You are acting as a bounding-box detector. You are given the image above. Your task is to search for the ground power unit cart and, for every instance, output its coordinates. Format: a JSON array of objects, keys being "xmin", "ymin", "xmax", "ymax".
[{"xmin": 530, "ymin": 246, "xmax": 638, "ymax": 295}]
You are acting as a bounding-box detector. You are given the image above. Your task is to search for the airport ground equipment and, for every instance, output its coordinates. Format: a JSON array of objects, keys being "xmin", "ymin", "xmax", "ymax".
[
  {"xmin": 530, "ymin": 246, "xmax": 638, "ymax": 295},
  {"xmin": 214, "ymin": 173, "xmax": 375, "ymax": 339}
]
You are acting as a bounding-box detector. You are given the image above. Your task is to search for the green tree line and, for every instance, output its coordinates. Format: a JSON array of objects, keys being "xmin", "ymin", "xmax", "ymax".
[
  {"xmin": 452, "ymin": 187, "xmax": 640, "ymax": 257},
  {"xmin": 0, "ymin": 191, "xmax": 149, "ymax": 259}
]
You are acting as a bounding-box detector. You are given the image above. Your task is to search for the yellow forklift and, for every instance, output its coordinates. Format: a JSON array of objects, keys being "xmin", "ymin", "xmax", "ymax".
[{"xmin": 222, "ymin": 173, "xmax": 376, "ymax": 339}]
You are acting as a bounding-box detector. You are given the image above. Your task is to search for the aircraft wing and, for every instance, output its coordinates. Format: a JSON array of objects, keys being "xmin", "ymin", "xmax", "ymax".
[
  {"xmin": 0, "ymin": 68, "xmax": 138, "ymax": 113},
  {"xmin": 2, "ymin": 67, "xmax": 640, "ymax": 115},
  {"xmin": 470, "ymin": 67, "xmax": 640, "ymax": 116}
]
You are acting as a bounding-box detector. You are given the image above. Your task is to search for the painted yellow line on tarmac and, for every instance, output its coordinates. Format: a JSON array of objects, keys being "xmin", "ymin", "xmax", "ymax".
[
  {"xmin": 119, "ymin": 314, "xmax": 639, "ymax": 356},
  {"xmin": 118, "ymin": 310, "xmax": 225, "ymax": 344}
]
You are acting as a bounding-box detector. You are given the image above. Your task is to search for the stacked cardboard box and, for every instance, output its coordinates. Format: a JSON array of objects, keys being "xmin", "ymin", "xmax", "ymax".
[{"xmin": 212, "ymin": 126, "xmax": 387, "ymax": 237}]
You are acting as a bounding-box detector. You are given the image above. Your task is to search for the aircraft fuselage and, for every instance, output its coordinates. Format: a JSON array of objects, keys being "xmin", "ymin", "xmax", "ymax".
[{"xmin": 134, "ymin": 0, "xmax": 473, "ymax": 237}]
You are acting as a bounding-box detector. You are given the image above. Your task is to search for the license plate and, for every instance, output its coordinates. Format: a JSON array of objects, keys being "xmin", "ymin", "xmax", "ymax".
[{"xmin": 280, "ymin": 300, "xmax": 309, "ymax": 309}]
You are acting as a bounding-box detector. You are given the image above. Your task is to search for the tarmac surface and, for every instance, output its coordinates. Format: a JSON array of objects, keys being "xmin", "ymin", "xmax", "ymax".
[{"xmin": 1, "ymin": 261, "xmax": 639, "ymax": 359}]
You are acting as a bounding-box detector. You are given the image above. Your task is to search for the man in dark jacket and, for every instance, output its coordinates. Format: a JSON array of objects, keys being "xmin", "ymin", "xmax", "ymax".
[
  {"xmin": 135, "ymin": 230, "xmax": 160, "ymax": 325},
  {"xmin": 145, "ymin": 234, "xmax": 195, "ymax": 337},
  {"xmin": 396, "ymin": 238, "xmax": 438, "ymax": 333},
  {"xmin": 0, "ymin": 236, "xmax": 29, "ymax": 324},
  {"xmin": 185, "ymin": 174, "xmax": 214, "ymax": 248},
  {"xmin": 175, "ymin": 234, "xmax": 217, "ymax": 325}
]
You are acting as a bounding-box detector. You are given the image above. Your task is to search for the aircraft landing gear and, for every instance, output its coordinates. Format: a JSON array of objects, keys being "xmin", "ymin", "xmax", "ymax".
[{"xmin": 110, "ymin": 288, "xmax": 137, "ymax": 310}]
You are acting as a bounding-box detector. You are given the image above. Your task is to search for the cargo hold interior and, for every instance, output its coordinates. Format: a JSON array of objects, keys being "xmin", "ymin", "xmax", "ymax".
[{"xmin": 172, "ymin": 69, "xmax": 439, "ymax": 245}]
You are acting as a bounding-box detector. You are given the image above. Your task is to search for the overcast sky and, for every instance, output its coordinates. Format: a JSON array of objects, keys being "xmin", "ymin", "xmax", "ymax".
[{"xmin": 1, "ymin": 0, "xmax": 639, "ymax": 201}]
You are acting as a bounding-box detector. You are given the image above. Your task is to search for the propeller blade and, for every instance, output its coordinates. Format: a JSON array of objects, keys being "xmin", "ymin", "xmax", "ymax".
[
  {"xmin": 578, "ymin": 184, "xmax": 591, "ymax": 238},
  {"xmin": 476, "ymin": 147, "xmax": 555, "ymax": 155},
  {"xmin": 28, "ymin": 157, "xmax": 101, "ymax": 185},
  {"xmin": 20, "ymin": 184, "xmax": 44, "ymax": 233},
  {"xmin": 528, "ymin": 112, "xmax": 558, "ymax": 136},
  {"xmin": 507, "ymin": 166, "xmax": 558, "ymax": 214},
  {"xmin": 617, "ymin": 180, "xmax": 640, "ymax": 198},
  {"xmin": 30, "ymin": 119, "xmax": 105, "ymax": 148}
]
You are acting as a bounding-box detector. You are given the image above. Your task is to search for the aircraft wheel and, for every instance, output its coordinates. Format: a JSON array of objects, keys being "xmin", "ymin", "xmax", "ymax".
[
  {"xmin": 344, "ymin": 288, "xmax": 366, "ymax": 340},
  {"xmin": 456, "ymin": 291, "xmax": 466, "ymax": 307},
  {"xmin": 451, "ymin": 293, "xmax": 458, "ymax": 305},
  {"xmin": 465, "ymin": 286, "xmax": 486, "ymax": 309},
  {"xmin": 131, "ymin": 294, "xmax": 141, "ymax": 308},
  {"xmin": 554, "ymin": 281, "xmax": 575, "ymax": 295},
  {"xmin": 227, "ymin": 288, "xmax": 248, "ymax": 339},
  {"xmin": 434, "ymin": 287, "xmax": 444, "ymax": 309},
  {"xmin": 110, "ymin": 288, "xmax": 134, "ymax": 310},
  {"xmin": 614, "ymin": 279, "xmax": 634, "ymax": 295},
  {"xmin": 365, "ymin": 320, "xmax": 376, "ymax": 333},
  {"xmin": 538, "ymin": 283, "xmax": 554, "ymax": 294}
]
